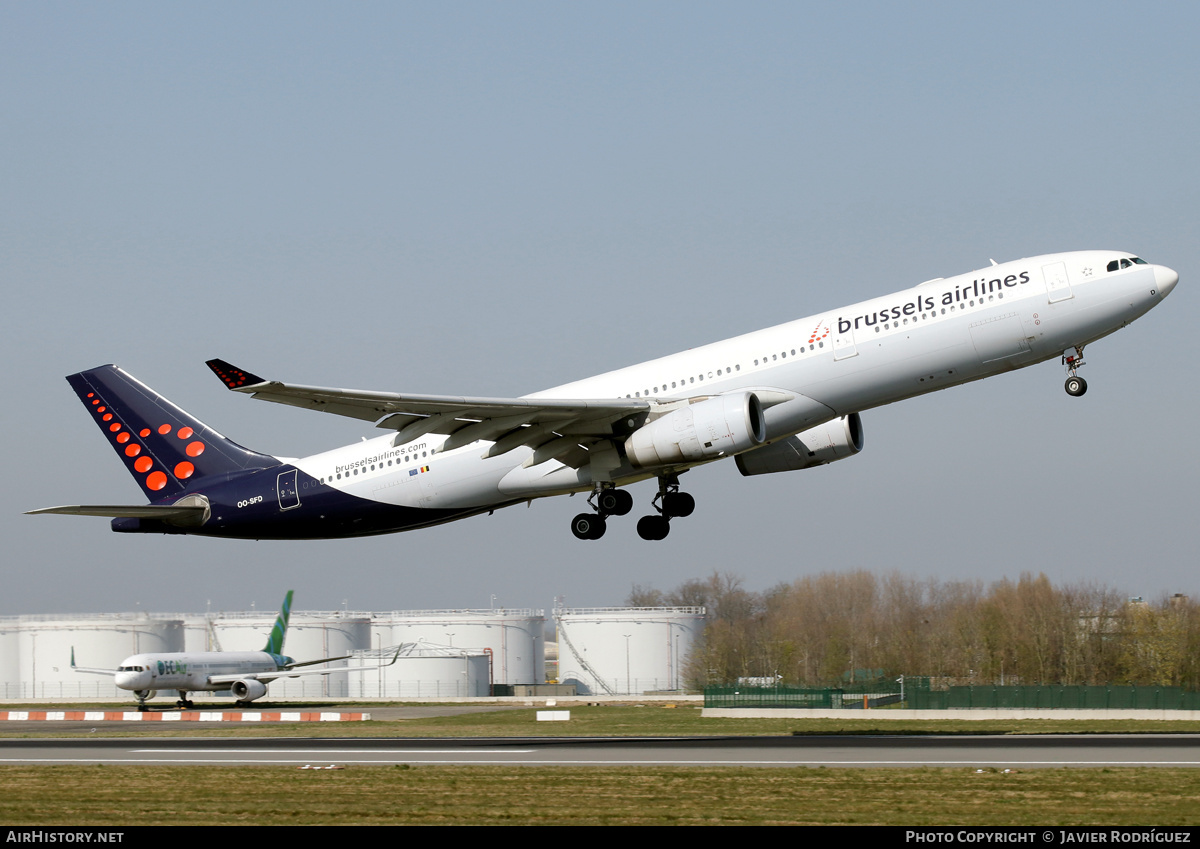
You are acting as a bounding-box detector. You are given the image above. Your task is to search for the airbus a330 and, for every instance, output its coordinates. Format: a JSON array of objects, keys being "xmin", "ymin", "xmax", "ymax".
[{"xmin": 30, "ymin": 250, "xmax": 1177, "ymax": 540}]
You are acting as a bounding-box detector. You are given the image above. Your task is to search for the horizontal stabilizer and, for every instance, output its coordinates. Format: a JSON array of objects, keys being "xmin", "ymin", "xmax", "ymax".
[{"xmin": 27, "ymin": 504, "xmax": 208, "ymax": 524}]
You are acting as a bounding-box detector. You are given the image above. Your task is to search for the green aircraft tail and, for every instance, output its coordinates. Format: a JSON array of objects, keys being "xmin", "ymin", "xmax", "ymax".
[{"xmin": 262, "ymin": 590, "xmax": 294, "ymax": 654}]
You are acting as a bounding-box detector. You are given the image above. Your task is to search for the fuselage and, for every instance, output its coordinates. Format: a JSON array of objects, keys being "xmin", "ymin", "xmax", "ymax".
[
  {"xmin": 114, "ymin": 651, "xmax": 291, "ymax": 693},
  {"xmin": 114, "ymin": 250, "xmax": 1177, "ymax": 539}
]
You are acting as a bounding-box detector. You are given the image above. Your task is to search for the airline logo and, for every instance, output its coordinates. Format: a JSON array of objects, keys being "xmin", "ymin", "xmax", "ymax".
[
  {"xmin": 83, "ymin": 391, "xmax": 208, "ymax": 492},
  {"xmin": 837, "ymin": 271, "xmax": 1033, "ymax": 334}
]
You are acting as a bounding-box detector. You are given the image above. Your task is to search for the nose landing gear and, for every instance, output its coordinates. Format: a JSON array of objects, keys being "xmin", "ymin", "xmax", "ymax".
[{"xmin": 1063, "ymin": 347, "xmax": 1088, "ymax": 397}]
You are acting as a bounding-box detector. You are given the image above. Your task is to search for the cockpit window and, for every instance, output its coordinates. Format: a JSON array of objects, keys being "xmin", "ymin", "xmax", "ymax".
[{"xmin": 1108, "ymin": 256, "xmax": 1149, "ymax": 272}]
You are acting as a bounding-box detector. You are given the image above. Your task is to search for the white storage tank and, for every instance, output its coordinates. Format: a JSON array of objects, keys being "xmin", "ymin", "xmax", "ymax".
[
  {"xmin": 0, "ymin": 618, "xmax": 22, "ymax": 700},
  {"xmin": 554, "ymin": 607, "xmax": 705, "ymax": 695},
  {"xmin": 22, "ymin": 614, "xmax": 184, "ymax": 700},
  {"xmin": 353, "ymin": 641, "xmax": 492, "ymax": 698},
  {"xmin": 380, "ymin": 609, "xmax": 544, "ymax": 686}
]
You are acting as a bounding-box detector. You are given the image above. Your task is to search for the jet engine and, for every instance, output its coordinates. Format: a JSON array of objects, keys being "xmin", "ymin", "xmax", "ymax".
[
  {"xmin": 625, "ymin": 392, "xmax": 766, "ymax": 468},
  {"xmin": 230, "ymin": 679, "xmax": 268, "ymax": 702},
  {"xmin": 133, "ymin": 689, "xmax": 157, "ymax": 701},
  {"xmin": 735, "ymin": 413, "xmax": 864, "ymax": 476}
]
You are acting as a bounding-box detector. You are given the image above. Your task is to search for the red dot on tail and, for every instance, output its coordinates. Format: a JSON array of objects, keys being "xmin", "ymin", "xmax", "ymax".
[
  {"xmin": 134, "ymin": 456, "xmax": 153, "ymax": 473},
  {"xmin": 178, "ymin": 427, "xmax": 194, "ymax": 439},
  {"xmin": 125, "ymin": 444, "xmax": 141, "ymax": 457},
  {"xmin": 146, "ymin": 471, "xmax": 167, "ymax": 491},
  {"xmin": 158, "ymin": 424, "xmax": 172, "ymax": 435},
  {"xmin": 174, "ymin": 461, "xmax": 194, "ymax": 479},
  {"xmin": 186, "ymin": 442, "xmax": 205, "ymax": 457}
]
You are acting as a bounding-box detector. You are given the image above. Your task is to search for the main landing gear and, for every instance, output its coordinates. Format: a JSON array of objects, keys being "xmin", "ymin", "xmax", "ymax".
[
  {"xmin": 569, "ymin": 476, "xmax": 696, "ymax": 541},
  {"xmin": 570, "ymin": 484, "xmax": 633, "ymax": 540},
  {"xmin": 175, "ymin": 691, "xmax": 194, "ymax": 710},
  {"xmin": 1062, "ymin": 346, "xmax": 1088, "ymax": 397},
  {"xmin": 636, "ymin": 475, "xmax": 695, "ymax": 542}
]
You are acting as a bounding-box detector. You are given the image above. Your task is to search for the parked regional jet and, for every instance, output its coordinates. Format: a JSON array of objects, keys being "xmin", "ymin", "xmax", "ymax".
[
  {"xmin": 31, "ymin": 250, "xmax": 1177, "ymax": 541},
  {"xmin": 71, "ymin": 591, "xmax": 397, "ymax": 710}
]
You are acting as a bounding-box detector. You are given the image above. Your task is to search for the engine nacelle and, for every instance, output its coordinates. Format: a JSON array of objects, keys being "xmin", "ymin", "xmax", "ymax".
[
  {"xmin": 229, "ymin": 678, "xmax": 268, "ymax": 702},
  {"xmin": 133, "ymin": 689, "xmax": 157, "ymax": 701},
  {"xmin": 625, "ymin": 392, "xmax": 767, "ymax": 468},
  {"xmin": 735, "ymin": 413, "xmax": 864, "ymax": 476}
]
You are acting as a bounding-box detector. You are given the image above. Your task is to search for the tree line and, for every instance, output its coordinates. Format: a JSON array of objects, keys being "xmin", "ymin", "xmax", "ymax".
[{"xmin": 628, "ymin": 571, "xmax": 1200, "ymax": 689}]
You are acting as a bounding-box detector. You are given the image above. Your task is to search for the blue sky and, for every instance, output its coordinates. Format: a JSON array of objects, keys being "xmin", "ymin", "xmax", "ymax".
[{"xmin": 2, "ymin": 2, "xmax": 1196, "ymax": 614}]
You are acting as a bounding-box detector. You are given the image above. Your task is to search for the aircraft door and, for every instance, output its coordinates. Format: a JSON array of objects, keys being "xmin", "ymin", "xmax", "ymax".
[
  {"xmin": 833, "ymin": 327, "xmax": 858, "ymax": 361},
  {"xmin": 1043, "ymin": 261, "xmax": 1073, "ymax": 304},
  {"xmin": 276, "ymin": 469, "xmax": 300, "ymax": 511}
]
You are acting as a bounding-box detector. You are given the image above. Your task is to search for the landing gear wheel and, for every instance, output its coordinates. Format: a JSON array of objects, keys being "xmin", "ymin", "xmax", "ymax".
[
  {"xmin": 1065, "ymin": 376, "xmax": 1087, "ymax": 397},
  {"xmin": 597, "ymin": 488, "xmax": 633, "ymax": 516},
  {"xmin": 637, "ymin": 515, "xmax": 671, "ymax": 541},
  {"xmin": 137, "ymin": 704, "xmax": 148, "ymax": 712},
  {"xmin": 662, "ymin": 491, "xmax": 695, "ymax": 518},
  {"xmin": 571, "ymin": 512, "xmax": 607, "ymax": 540}
]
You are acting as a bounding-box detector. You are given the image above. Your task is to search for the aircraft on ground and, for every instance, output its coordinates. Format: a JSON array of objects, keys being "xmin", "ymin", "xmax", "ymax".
[
  {"xmin": 71, "ymin": 590, "xmax": 397, "ymax": 710},
  {"xmin": 31, "ymin": 250, "xmax": 1177, "ymax": 541}
]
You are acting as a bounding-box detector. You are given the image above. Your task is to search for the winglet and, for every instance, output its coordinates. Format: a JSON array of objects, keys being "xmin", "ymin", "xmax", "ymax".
[
  {"xmin": 206, "ymin": 359, "xmax": 267, "ymax": 391},
  {"xmin": 263, "ymin": 590, "xmax": 294, "ymax": 654}
]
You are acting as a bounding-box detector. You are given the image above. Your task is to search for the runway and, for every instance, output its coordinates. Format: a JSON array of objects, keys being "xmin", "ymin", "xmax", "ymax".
[{"xmin": 4, "ymin": 735, "xmax": 1200, "ymax": 768}]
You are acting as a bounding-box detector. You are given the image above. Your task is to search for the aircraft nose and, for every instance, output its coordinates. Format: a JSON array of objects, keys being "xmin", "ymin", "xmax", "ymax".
[{"xmin": 1154, "ymin": 264, "xmax": 1179, "ymax": 297}]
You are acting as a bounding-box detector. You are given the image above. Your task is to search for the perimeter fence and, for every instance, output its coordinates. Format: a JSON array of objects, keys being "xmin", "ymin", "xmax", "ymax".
[{"xmin": 705, "ymin": 680, "xmax": 1200, "ymax": 710}]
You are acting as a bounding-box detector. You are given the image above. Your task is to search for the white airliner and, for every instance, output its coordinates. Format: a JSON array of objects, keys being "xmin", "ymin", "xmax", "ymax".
[
  {"xmin": 31, "ymin": 250, "xmax": 1177, "ymax": 541},
  {"xmin": 71, "ymin": 591, "xmax": 397, "ymax": 710}
]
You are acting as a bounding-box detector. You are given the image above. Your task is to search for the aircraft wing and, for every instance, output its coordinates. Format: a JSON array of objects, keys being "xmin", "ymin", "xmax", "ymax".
[
  {"xmin": 70, "ymin": 647, "xmax": 117, "ymax": 676},
  {"xmin": 208, "ymin": 649, "xmax": 400, "ymax": 686},
  {"xmin": 206, "ymin": 359, "xmax": 652, "ymax": 466}
]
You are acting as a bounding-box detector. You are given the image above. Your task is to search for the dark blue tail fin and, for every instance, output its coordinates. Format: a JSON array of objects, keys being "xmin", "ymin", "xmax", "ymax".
[{"xmin": 68, "ymin": 365, "xmax": 278, "ymax": 501}]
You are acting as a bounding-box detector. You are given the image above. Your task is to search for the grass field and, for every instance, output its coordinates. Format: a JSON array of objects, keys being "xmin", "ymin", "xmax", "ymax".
[{"xmin": 2, "ymin": 764, "xmax": 1198, "ymax": 825}]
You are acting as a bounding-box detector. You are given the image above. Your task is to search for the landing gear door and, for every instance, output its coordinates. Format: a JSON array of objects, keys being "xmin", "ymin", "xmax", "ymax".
[
  {"xmin": 1043, "ymin": 261, "xmax": 1073, "ymax": 304},
  {"xmin": 276, "ymin": 469, "xmax": 300, "ymax": 511}
]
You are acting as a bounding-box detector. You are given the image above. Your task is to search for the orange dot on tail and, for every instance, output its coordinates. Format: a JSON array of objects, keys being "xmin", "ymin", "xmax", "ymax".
[
  {"xmin": 174, "ymin": 461, "xmax": 194, "ymax": 479},
  {"xmin": 140, "ymin": 429, "xmax": 150, "ymax": 438},
  {"xmin": 158, "ymin": 424, "xmax": 172, "ymax": 435},
  {"xmin": 146, "ymin": 471, "xmax": 167, "ymax": 491},
  {"xmin": 108, "ymin": 423, "xmax": 121, "ymax": 432},
  {"xmin": 87, "ymin": 393, "xmax": 94, "ymax": 398},
  {"xmin": 103, "ymin": 414, "xmax": 113, "ymax": 422},
  {"xmin": 97, "ymin": 407, "xmax": 106, "ymax": 413},
  {"xmin": 134, "ymin": 456, "xmax": 153, "ymax": 473},
  {"xmin": 116, "ymin": 432, "xmax": 130, "ymax": 444},
  {"xmin": 125, "ymin": 444, "xmax": 141, "ymax": 457},
  {"xmin": 186, "ymin": 442, "xmax": 205, "ymax": 457},
  {"xmin": 178, "ymin": 427, "xmax": 194, "ymax": 439}
]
